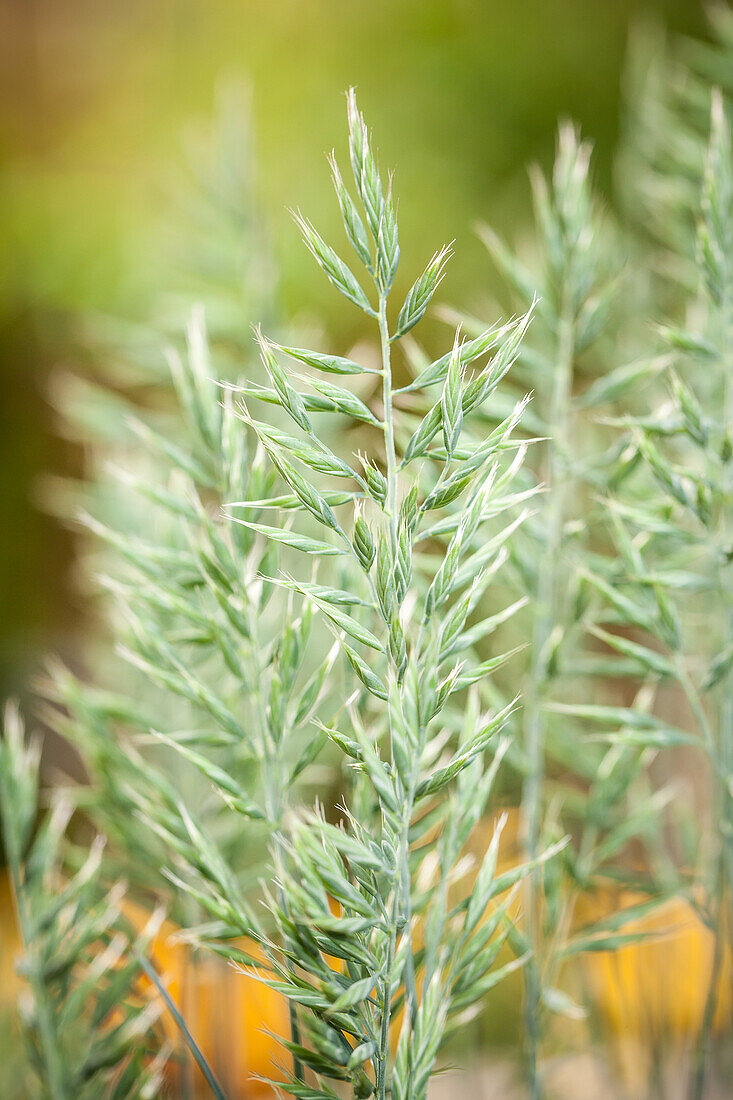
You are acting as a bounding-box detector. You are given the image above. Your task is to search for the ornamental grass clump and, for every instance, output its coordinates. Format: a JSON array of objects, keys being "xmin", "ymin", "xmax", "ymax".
[
  {"xmin": 17, "ymin": 90, "xmax": 548, "ymax": 1099},
  {"xmin": 209, "ymin": 89, "xmax": 552, "ymax": 1098},
  {"xmin": 2, "ymin": 34, "xmax": 732, "ymax": 1100}
]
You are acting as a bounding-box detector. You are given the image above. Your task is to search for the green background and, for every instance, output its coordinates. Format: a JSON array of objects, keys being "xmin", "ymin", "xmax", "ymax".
[{"xmin": 0, "ymin": 0, "xmax": 707, "ymax": 692}]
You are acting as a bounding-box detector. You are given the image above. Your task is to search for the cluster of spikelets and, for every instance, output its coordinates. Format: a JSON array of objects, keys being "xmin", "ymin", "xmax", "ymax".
[
  {"xmin": 1, "ymin": 11, "xmax": 733, "ymax": 1100},
  {"xmin": 0, "ymin": 704, "xmax": 168, "ymax": 1099}
]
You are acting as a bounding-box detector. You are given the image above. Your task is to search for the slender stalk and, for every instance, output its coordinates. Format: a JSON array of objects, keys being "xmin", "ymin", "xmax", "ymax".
[
  {"xmin": 521, "ymin": 303, "xmax": 575, "ymax": 1100},
  {"xmin": 378, "ymin": 294, "xmax": 398, "ymax": 554},
  {"xmin": 690, "ymin": 850, "xmax": 726, "ymax": 1100},
  {"xmin": 377, "ymin": 292, "xmax": 419, "ymax": 1048},
  {"xmin": 690, "ymin": 300, "xmax": 733, "ymax": 1100},
  {"xmin": 136, "ymin": 952, "xmax": 228, "ymax": 1100},
  {"xmin": 719, "ymin": 299, "xmax": 733, "ymax": 917},
  {"xmin": 377, "ymin": 906, "xmax": 397, "ymax": 1100}
]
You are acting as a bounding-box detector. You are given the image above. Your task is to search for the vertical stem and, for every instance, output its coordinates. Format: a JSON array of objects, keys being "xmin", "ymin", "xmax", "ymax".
[
  {"xmin": 378, "ymin": 295, "xmax": 398, "ymax": 555},
  {"xmin": 377, "ymin": 909, "xmax": 397, "ymax": 1100},
  {"xmin": 377, "ymin": 293, "xmax": 399, "ymax": 1100},
  {"xmin": 375, "ymin": 296, "xmax": 420, "ymax": 1097},
  {"xmin": 690, "ymin": 299, "xmax": 733, "ymax": 1100},
  {"xmin": 521, "ymin": 305, "xmax": 575, "ymax": 1100},
  {"xmin": 690, "ymin": 853, "xmax": 726, "ymax": 1100},
  {"xmin": 719, "ymin": 299, "xmax": 733, "ymax": 927}
]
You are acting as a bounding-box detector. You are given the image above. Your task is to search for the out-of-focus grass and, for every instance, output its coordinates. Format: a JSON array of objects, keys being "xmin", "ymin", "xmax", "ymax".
[
  {"xmin": 0, "ymin": 5, "xmax": 725, "ymax": 1091},
  {"xmin": 0, "ymin": 1, "xmax": 709, "ymax": 321},
  {"xmin": 0, "ymin": 0, "xmax": 709, "ymax": 692},
  {"xmin": 0, "ymin": 872, "xmax": 31, "ymax": 1095}
]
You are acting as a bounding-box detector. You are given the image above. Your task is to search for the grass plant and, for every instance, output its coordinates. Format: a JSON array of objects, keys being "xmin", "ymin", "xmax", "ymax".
[
  {"xmin": 1, "ymin": 24, "xmax": 732, "ymax": 1100},
  {"xmin": 175, "ymin": 88, "xmax": 545, "ymax": 1099},
  {"xmin": 583, "ymin": 89, "xmax": 733, "ymax": 1100}
]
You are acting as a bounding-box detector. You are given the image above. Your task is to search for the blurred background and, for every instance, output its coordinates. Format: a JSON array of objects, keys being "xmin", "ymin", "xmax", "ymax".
[
  {"xmin": 0, "ymin": 0, "xmax": 710, "ymax": 700},
  {"xmin": 3, "ymin": 3, "xmax": 732, "ymax": 1097}
]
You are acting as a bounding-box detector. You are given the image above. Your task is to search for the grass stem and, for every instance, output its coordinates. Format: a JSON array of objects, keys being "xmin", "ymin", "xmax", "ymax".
[{"xmin": 521, "ymin": 303, "xmax": 575, "ymax": 1100}]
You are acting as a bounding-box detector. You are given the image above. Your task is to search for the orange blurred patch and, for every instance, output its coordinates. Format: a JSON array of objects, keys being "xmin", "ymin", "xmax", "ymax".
[
  {"xmin": 580, "ymin": 889, "xmax": 731, "ymax": 1035},
  {"xmin": 125, "ymin": 901, "xmax": 288, "ymax": 1097},
  {"xmin": 0, "ymin": 871, "xmax": 23, "ymax": 1005},
  {"xmin": 580, "ymin": 888, "xmax": 731, "ymax": 1088},
  {"xmin": 0, "ymin": 878, "xmax": 288, "ymax": 1098}
]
